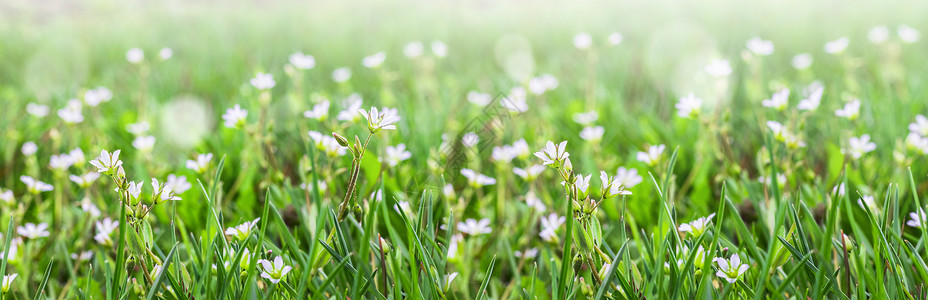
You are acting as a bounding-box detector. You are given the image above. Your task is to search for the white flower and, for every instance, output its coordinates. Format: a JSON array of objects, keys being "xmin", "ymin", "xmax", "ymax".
[
  {"xmin": 572, "ymin": 173, "xmax": 592, "ymax": 196},
  {"xmin": 791, "ymin": 53, "xmax": 813, "ymax": 70},
  {"xmin": 615, "ymin": 167, "xmax": 643, "ymax": 189},
  {"xmin": 446, "ymin": 233, "xmax": 463, "ymax": 259},
  {"xmin": 18, "ymin": 222, "xmax": 50, "ymax": 239},
  {"xmin": 90, "ymin": 149, "xmax": 122, "ymax": 174},
  {"xmin": 71, "ymin": 251, "xmax": 93, "ymax": 262},
  {"xmin": 49, "ymin": 153, "xmax": 75, "ymax": 171},
  {"xmin": 94, "ymin": 218, "xmax": 118, "ymax": 246},
  {"xmin": 127, "ymin": 181, "xmax": 143, "ymax": 200},
  {"xmin": 457, "ymin": 218, "xmax": 492, "ymax": 235},
  {"xmin": 403, "ymin": 41, "xmax": 424, "ymax": 58},
  {"xmin": 359, "ymin": 107, "xmax": 401, "ymax": 132},
  {"xmin": 573, "ymin": 111, "xmax": 599, "ymax": 125},
  {"xmin": 222, "ymin": 104, "xmax": 248, "ymax": 128},
  {"xmin": 906, "ymin": 133, "xmax": 928, "ymax": 154},
  {"xmin": 0, "ymin": 237, "xmax": 19, "ymax": 263},
  {"xmin": 761, "ymin": 88, "xmax": 790, "ymax": 111},
  {"xmin": 608, "ymin": 32, "xmax": 623, "ymax": 45},
  {"xmin": 511, "ymin": 139, "xmax": 531, "ymax": 159},
  {"xmin": 745, "ymin": 37, "xmax": 774, "ymax": 56},
  {"xmin": 501, "ymin": 87, "xmax": 529, "ymax": 113},
  {"xmin": 675, "ymin": 93, "xmax": 702, "ymax": 118},
  {"xmin": 525, "ymin": 191, "xmax": 546, "ymax": 212},
  {"xmin": 528, "ymin": 74, "xmax": 558, "ymax": 95},
  {"xmin": 443, "ymin": 272, "xmax": 458, "ymax": 291},
  {"xmin": 81, "ymin": 198, "xmax": 101, "ymax": 218},
  {"xmin": 833, "ymin": 183, "xmax": 846, "ymax": 197},
  {"xmin": 714, "ymin": 254, "xmax": 749, "ymax": 283},
  {"xmin": 303, "ymin": 101, "xmax": 330, "ymax": 120},
  {"xmin": 580, "ymin": 126, "xmax": 604, "ymax": 143},
  {"xmin": 159, "ymin": 48, "xmax": 173, "ymax": 60},
  {"xmin": 26, "ymin": 103, "xmax": 50, "ymax": 117},
  {"xmin": 514, "ymin": 248, "xmax": 539, "ymax": 259},
  {"xmin": 824, "ymin": 37, "xmax": 849, "ymax": 54},
  {"xmin": 704, "ymin": 59, "xmax": 732, "ymax": 78},
  {"xmin": 443, "ymin": 184, "xmax": 455, "ymax": 199},
  {"xmin": 539, "ymin": 213, "xmax": 566, "ymax": 242},
  {"xmin": 845, "ymin": 134, "xmax": 877, "ymax": 159},
  {"xmin": 0, "ymin": 188, "xmax": 13, "ymax": 205},
  {"xmin": 288, "ymin": 52, "xmax": 316, "ymax": 69},
  {"xmin": 151, "ymin": 178, "xmax": 182, "ymax": 203},
  {"xmin": 337, "ymin": 95, "xmax": 363, "ymax": 122},
  {"xmin": 127, "ymin": 121, "xmax": 150, "ymax": 135},
  {"xmin": 534, "ymin": 141, "xmax": 569, "ymax": 166},
  {"xmin": 308, "ymin": 131, "xmax": 348, "ymax": 157},
  {"xmin": 678, "ymin": 213, "xmax": 715, "ymax": 237},
  {"xmin": 132, "ymin": 135, "xmax": 156, "ymax": 152},
  {"xmin": 2, "ymin": 274, "xmax": 17, "ymax": 294},
  {"xmin": 492, "ymin": 145, "xmax": 517, "ymax": 163},
  {"xmin": 758, "ymin": 174, "xmax": 787, "ymax": 187},
  {"xmin": 898, "ymin": 25, "xmax": 920, "ymax": 43},
  {"xmin": 58, "ymin": 99, "xmax": 84, "ymax": 124},
  {"xmin": 797, "ymin": 85, "xmax": 824, "ymax": 111},
  {"xmin": 393, "ymin": 201, "xmax": 412, "ymax": 214},
  {"xmin": 461, "ymin": 168, "xmax": 496, "ymax": 188},
  {"xmin": 186, "ymin": 153, "xmax": 213, "ymax": 173},
  {"xmin": 362, "ymin": 52, "xmax": 387, "ymax": 68},
  {"xmin": 21, "ymin": 142, "xmax": 37, "ymax": 156},
  {"xmin": 907, "ymin": 209, "xmax": 926, "ymax": 228},
  {"xmin": 909, "ymin": 115, "xmax": 928, "ymax": 136},
  {"xmin": 857, "ymin": 195, "xmax": 877, "ymax": 211},
  {"xmin": 250, "ymin": 72, "xmax": 276, "ymax": 90},
  {"xmin": 431, "ymin": 40, "xmax": 448, "ymax": 57},
  {"xmin": 225, "ymin": 218, "xmax": 260, "ymax": 241},
  {"xmin": 573, "ymin": 32, "xmax": 593, "ymax": 49},
  {"xmin": 385, "ymin": 144, "xmax": 412, "ymax": 167},
  {"xmin": 834, "ymin": 100, "xmax": 860, "ymax": 120},
  {"xmin": 83, "ymin": 87, "xmax": 113, "ymax": 106},
  {"xmin": 332, "ymin": 67, "xmax": 352, "ymax": 83},
  {"xmin": 467, "ymin": 91, "xmax": 492, "ymax": 106},
  {"xmin": 636, "ymin": 144, "xmax": 666, "ymax": 166},
  {"xmin": 69, "ymin": 172, "xmax": 101, "ymax": 188},
  {"xmin": 513, "ymin": 165, "xmax": 545, "ymax": 182},
  {"xmin": 20, "ymin": 176, "xmax": 53, "ymax": 194},
  {"xmin": 126, "ymin": 48, "xmax": 144, "ymax": 64},
  {"xmin": 259, "ymin": 256, "xmax": 293, "ymax": 284},
  {"xmin": 600, "ymin": 171, "xmax": 632, "ymax": 198},
  {"xmin": 462, "ymin": 132, "xmax": 479, "ymax": 148},
  {"xmin": 868, "ymin": 26, "xmax": 890, "ymax": 44}
]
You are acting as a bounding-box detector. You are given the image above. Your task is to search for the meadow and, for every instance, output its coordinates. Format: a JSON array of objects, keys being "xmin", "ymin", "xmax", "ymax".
[{"xmin": 2, "ymin": 0, "xmax": 928, "ymax": 299}]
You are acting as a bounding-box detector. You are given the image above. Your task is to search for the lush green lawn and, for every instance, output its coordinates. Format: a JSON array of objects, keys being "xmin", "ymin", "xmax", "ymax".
[{"xmin": 1, "ymin": 1, "xmax": 928, "ymax": 299}]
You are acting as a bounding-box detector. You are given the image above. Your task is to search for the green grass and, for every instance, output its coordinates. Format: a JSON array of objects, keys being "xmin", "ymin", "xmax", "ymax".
[{"xmin": 1, "ymin": 0, "xmax": 928, "ymax": 299}]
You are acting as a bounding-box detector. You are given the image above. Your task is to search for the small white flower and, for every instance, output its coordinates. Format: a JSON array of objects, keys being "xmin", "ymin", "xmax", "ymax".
[
  {"xmin": 534, "ymin": 141, "xmax": 570, "ymax": 166},
  {"xmin": 69, "ymin": 172, "xmax": 101, "ymax": 188},
  {"xmin": 834, "ymin": 100, "xmax": 861, "ymax": 120},
  {"xmin": 303, "ymin": 101, "xmax": 330, "ymax": 120},
  {"xmin": 0, "ymin": 188, "xmax": 13, "ymax": 205},
  {"xmin": 250, "ymin": 72, "xmax": 276, "ymax": 90},
  {"xmin": 132, "ymin": 135, "xmax": 156, "ymax": 152},
  {"xmin": 833, "ymin": 183, "xmax": 846, "ymax": 197},
  {"xmin": 21, "ymin": 142, "xmax": 37, "ymax": 156},
  {"xmin": 222, "ymin": 104, "xmax": 248, "ymax": 129},
  {"xmin": 225, "ymin": 218, "xmax": 260, "ymax": 241},
  {"xmin": 907, "ymin": 209, "xmax": 926, "ymax": 228},
  {"xmin": 898, "ymin": 25, "xmax": 920, "ymax": 43},
  {"xmin": 460, "ymin": 168, "xmax": 496, "ymax": 188},
  {"xmin": 600, "ymin": 171, "xmax": 632, "ymax": 198},
  {"xmin": 26, "ymin": 103, "xmax": 50, "ymax": 117},
  {"xmin": 501, "ymin": 87, "xmax": 529, "ymax": 113},
  {"xmin": 126, "ymin": 48, "xmax": 144, "ymax": 64},
  {"xmin": 332, "ymin": 67, "xmax": 352, "ymax": 83},
  {"xmin": 528, "ymin": 74, "xmax": 559, "ymax": 95},
  {"xmin": 462, "ymin": 132, "xmax": 479, "ymax": 148},
  {"xmin": 443, "ymin": 272, "xmax": 458, "ymax": 291},
  {"xmin": 511, "ymin": 139, "xmax": 531, "ymax": 159},
  {"xmin": 539, "ymin": 213, "xmax": 566, "ymax": 242},
  {"xmin": 573, "ymin": 111, "xmax": 599, "ymax": 125},
  {"xmin": 49, "ymin": 153, "xmax": 75, "ymax": 171},
  {"xmin": 90, "ymin": 149, "xmax": 123, "ymax": 174},
  {"xmin": 2, "ymin": 274, "xmax": 17, "ymax": 294},
  {"xmin": 446, "ymin": 233, "xmax": 463, "ymax": 259},
  {"xmin": 704, "ymin": 59, "xmax": 732, "ymax": 78},
  {"xmin": 151, "ymin": 178, "xmax": 182, "ymax": 203},
  {"xmin": 845, "ymin": 134, "xmax": 877, "ymax": 159},
  {"xmin": 824, "ymin": 37, "xmax": 849, "ymax": 54},
  {"xmin": 186, "ymin": 153, "xmax": 213, "ymax": 173},
  {"xmin": 403, "ymin": 41, "xmax": 424, "ymax": 58},
  {"xmin": 905, "ymin": 133, "xmax": 928, "ymax": 154},
  {"xmin": 159, "ymin": 47, "xmax": 173, "ymax": 60},
  {"xmin": 359, "ymin": 107, "xmax": 401, "ymax": 132},
  {"xmin": 20, "ymin": 176, "xmax": 53, "ymax": 194},
  {"xmin": 761, "ymin": 88, "xmax": 790, "ymax": 111},
  {"xmin": 514, "ymin": 248, "xmax": 539, "ymax": 259},
  {"xmin": 572, "ymin": 173, "xmax": 592, "ymax": 196},
  {"xmin": 492, "ymin": 145, "xmax": 517, "ymax": 163},
  {"xmin": 676, "ymin": 93, "xmax": 703, "ymax": 118},
  {"xmin": 714, "ymin": 254, "xmax": 749, "ymax": 283},
  {"xmin": 580, "ymin": 126, "xmax": 604, "ymax": 143},
  {"xmin": 513, "ymin": 165, "xmax": 546, "ymax": 182},
  {"xmin": 431, "ymin": 40, "xmax": 448, "ymax": 57},
  {"xmin": 58, "ymin": 99, "xmax": 84, "ymax": 124},
  {"xmin": 393, "ymin": 201, "xmax": 412, "ymax": 214},
  {"xmin": 467, "ymin": 91, "xmax": 492, "ymax": 106},
  {"xmin": 745, "ymin": 37, "xmax": 774, "ymax": 56},
  {"xmin": 71, "ymin": 251, "xmax": 93, "ymax": 262},
  {"xmin": 127, "ymin": 121, "xmax": 150, "ymax": 135},
  {"xmin": 857, "ymin": 195, "xmax": 877, "ymax": 211},
  {"xmin": 127, "ymin": 181, "xmax": 143, "ymax": 200},
  {"xmin": 83, "ymin": 87, "xmax": 113, "ymax": 106},
  {"xmin": 457, "ymin": 218, "xmax": 492, "ymax": 235},
  {"xmin": 615, "ymin": 167, "xmax": 643, "ymax": 189},
  {"xmin": 336, "ymin": 95, "xmax": 363, "ymax": 122},
  {"xmin": 678, "ymin": 213, "xmax": 716, "ymax": 237},
  {"xmin": 18, "ymin": 222, "xmax": 50, "ymax": 239},
  {"xmin": 259, "ymin": 256, "xmax": 293, "ymax": 284},
  {"xmin": 362, "ymin": 52, "xmax": 387, "ymax": 68},
  {"xmin": 81, "ymin": 198, "xmax": 101, "ymax": 218},
  {"xmin": 288, "ymin": 52, "xmax": 316, "ymax": 69},
  {"xmin": 443, "ymin": 184, "xmax": 455, "ymax": 199},
  {"xmin": 385, "ymin": 144, "xmax": 412, "ymax": 167},
  {"xmin": 758, "ymin": 174, "xmax": 787, "ymax": 187},
  {"xmin": 608, "ymin": 32, "xmax": 623, "ymax": 45},
  {"xmin": 308, "ymin": 131, "xmax": 348, "ymax": 158},
  {"xmin": 797, "ymin": 85, "xmax": 824, "ymax": 111},
  {"xmin": 94, "ymin": 218, "xmax": 118, "ymax": 246},
  {"xmin": 525, "ymin": 191, "xmax": 546, "ymax": 212},
  {"xmin": 636, "ymin": 144, "xmax": 666, "ymax": 166},
  {"xmin": 791, "ymin": 53, "xmax": 813, "ymax": 70},
  {"xmin": 909, "ymin": 115, "xmax": 928, "ymax": 136},
  {"xmin": 573, "ymin": 32, "xmax": 593, "ymax": 49},
  {"xmin": 868, "ymin": 26, "xmax": 890, "ymax": 44}
]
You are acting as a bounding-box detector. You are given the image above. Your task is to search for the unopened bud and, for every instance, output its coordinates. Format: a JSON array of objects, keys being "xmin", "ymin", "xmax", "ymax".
[{"xmin": 332, "ymin": 132, "xmax": 349, "ymax": 147}]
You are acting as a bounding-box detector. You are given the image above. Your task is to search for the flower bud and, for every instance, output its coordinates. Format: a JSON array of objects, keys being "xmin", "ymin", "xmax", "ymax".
[{"xmin": 332, "ymin": 132, "xmax": 350, "ymax": 147}]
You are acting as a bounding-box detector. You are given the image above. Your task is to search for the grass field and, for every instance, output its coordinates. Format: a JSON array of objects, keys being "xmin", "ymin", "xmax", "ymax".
[{"xmin": 2, "ymin": 0, "xmax": 928, "ymax": 299}]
